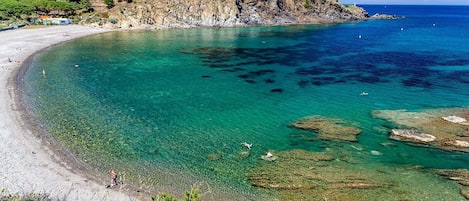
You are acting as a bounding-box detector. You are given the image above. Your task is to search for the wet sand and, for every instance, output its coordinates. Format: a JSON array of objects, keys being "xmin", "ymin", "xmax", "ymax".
[{"xmin": 0, "ymin": 25, "xmax": 145, "ymax": 200}]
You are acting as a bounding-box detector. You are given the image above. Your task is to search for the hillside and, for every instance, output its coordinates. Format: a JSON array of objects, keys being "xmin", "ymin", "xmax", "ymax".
[{"xmin": 86, "ymin": 0, "xmax": 369, "ymax": 29}]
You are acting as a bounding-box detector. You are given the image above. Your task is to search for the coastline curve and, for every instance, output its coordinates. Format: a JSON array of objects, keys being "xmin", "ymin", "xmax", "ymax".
[{"xmin": 0, "ymin": 25, "xmax": 145, "ymax": 200}]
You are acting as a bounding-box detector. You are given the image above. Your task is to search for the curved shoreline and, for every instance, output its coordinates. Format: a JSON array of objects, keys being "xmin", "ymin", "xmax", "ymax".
[{"xmin": 0, "ymin": 25, "xmax": 145, "ymax": 200}]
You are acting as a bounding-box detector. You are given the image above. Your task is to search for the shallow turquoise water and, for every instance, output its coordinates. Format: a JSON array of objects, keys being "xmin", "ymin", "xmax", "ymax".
[{"xmin": 22, "ymin": 5, "xmax": 469, "ymax": 199}]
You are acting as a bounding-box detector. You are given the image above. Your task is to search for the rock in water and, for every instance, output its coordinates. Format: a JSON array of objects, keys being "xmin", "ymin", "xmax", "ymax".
[
  {"xmin": 445, "ymin": 140, "xmax": 469, "ymax": 148},
  {"xmin": 290, "ymin": 115, "xmax": 362, "ymax": 142},
  {"xmin": 390, "ymin": 129, "xmax": 436, "ymax": 143},
  {"xmin": 373, "ymin": 108, "xmax": 469, "ymax": 152},
  {"xmin": 442, "ymin": 115, "xmax": 469, "ymax": 125},
  {"xmin": 370, "ymin": 150, "xmax": 383, "ymax": 156}
]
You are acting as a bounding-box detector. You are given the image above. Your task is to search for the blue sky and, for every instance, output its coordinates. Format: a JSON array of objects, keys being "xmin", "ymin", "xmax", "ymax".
[{"xmin": 339, "ymin": 0, "xmax": 469, "ymax": 5}]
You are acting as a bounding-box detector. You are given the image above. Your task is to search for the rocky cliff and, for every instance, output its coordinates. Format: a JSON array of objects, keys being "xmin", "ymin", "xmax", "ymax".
[{"xmin": 87, "ymin": 0, "xmax": 369, "ymax": 29}]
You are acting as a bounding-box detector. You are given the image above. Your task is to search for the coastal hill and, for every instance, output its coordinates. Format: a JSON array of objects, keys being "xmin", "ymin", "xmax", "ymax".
[{"xmin": 87, "ymin": 0, "xmax": 369, "ymax": 29}]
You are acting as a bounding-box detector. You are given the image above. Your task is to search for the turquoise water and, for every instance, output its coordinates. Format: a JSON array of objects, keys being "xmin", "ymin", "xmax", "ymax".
[{"xmin": 23, "ymin": 5, "xmax": 469, "ymax": 199}]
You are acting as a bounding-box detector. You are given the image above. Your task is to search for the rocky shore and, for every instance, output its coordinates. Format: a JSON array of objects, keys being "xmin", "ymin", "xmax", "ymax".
[{"xmin": 86, "ymin": 0, "xmax": 370, "ymax": 29}]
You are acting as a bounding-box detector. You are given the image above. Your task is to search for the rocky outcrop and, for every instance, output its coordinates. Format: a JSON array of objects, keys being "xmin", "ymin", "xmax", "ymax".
[
  {"xmin": 290, "ymin": 115, "xmax": 362, "ymax": 142},
  {"xmin": 247, "ymin": 149, "xmax": 395, "ymax": 200},
  {"xmin": 368, "ymin": 13, "xmax": 400, "ymax": 20},
  {"xmin": 372, "ymin": 108, "xmax": 469, "ymax": 152},
  {"xmin": 435, "ymin": 169, "xmax": 469, "ymax": 186},
  {"xmin": 87, "ymin": 0, "xmax": 369, "ymax": 29},
  {"xmin": 434, "ymin": 169, "xmax": 469, "ymax": 199}
]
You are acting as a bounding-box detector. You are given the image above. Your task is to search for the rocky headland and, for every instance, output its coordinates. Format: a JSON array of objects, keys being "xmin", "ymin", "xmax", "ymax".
[{"xmin": 86, "ymin": 0, "xmax": 370, "ymax": 29}]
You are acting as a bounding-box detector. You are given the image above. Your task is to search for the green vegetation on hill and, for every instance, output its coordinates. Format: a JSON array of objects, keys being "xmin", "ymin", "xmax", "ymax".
[{"xmin": 0, "ymin": 0, "xmax": 90, "ymax": 27}]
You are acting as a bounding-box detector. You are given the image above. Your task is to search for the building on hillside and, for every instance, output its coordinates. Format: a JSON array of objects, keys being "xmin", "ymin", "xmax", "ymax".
[{"xmin": 31, "ymin": 16, "xmax": 73, "ymax": 25}]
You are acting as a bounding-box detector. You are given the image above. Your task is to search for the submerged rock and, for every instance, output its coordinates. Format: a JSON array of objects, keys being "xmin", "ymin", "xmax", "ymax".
[
  {"xmin": 461, "ymin": 188, "xmax": 469, "ymax": 199},
  {"xmin": 207, "ymin": 153, "xmax": 223, "ymax": 161},
  {"xmin": 380, "ymin": 142, "xmax": 397, "ymax": 147},
  {"xmin": 434, "ymin": 169, "xmax": 469, "ymax": 186},
  {"xmin": 370, "ymin": 150, "xmax": 383, "ymax": 156},
  {"xmin": 248, "ymin": 149, "xmax": 394, "ymax": 200},
  {"xmin": 237, "ymin": 150, "xmax": 251, "ymax": 160},
  {"xmin": 290, "ymin": 115, "xmax": 362, "ymax": 142},
  {"xmin": 372, "ymin": 108, "xmax": 469, "ymax": 152}
]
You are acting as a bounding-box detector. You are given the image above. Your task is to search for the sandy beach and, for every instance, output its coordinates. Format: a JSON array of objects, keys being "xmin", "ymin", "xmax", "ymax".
[{"xmin": 0, "ymin": 25, "xmax": 144, "ymax": 200}]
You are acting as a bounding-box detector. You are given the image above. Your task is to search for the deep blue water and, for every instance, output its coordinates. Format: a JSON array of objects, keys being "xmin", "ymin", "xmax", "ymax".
[{"xmin": 23, "ymin": 5, "xmax": 469, "ymax": 200}]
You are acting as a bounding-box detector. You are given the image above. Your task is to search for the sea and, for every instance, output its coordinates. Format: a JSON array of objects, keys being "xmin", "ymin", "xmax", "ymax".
[{"xmin": 22, "ymin": 5, "xmax": 469, "ymax": 200}]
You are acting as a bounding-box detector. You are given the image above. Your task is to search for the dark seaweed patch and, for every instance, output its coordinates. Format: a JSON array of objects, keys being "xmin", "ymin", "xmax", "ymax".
[
  {"xmin": 238, "ymin": 69, "xmax": 275, "ymax": 79},
  {"xmin": 402, "ymin": 78, "xmax": 433, "ymax": 88},
  {"xmin": 298, "ymin": 80, "xmax": 309, "ymax": 88},
  {"xmin": 447, "ymin": 71, "xmax": 469, "ymax": 84},
  {"xmin": 270, "ymin": 88, "xmax": 283, "ymax": 93},
  {"xmin": 220, "ymin": 67, "xmax": 246, "ymax": 72},
  {"xmin": 439, "ymin": 59, "xmax": 469, "ymax": 66},
  {"xmin": 185, "ymin": 44, "xmax": 464, "ymax": 89},
  {"xmin": 265, "ymin": 79, "xmax": 275, "ymax": 83},
  {"xmin": 206, "ymin": 64, "xmax": 235, "ymax": 68}
]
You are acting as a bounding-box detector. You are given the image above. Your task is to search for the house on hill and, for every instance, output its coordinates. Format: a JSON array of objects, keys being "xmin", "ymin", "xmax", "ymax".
[{"xmin": 32, "ymin": 16, "xmax": 73, "ymax": 25}]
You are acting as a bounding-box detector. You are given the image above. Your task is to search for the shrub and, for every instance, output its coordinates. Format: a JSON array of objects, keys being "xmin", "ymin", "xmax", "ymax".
[
  {"xmin": 152, "ymin": 192, "xmax": 179, "ymax": 201},
  {"xmin": 104, "ymin": 0, "xmax": 114, "ymax": 8},
  {"xmin": 152, "ymin": 188, "xmax": 202, "ymax": 201},
  {"xmin": 304, "ymin": 0, "xmax": 312, "ymax": 9},
  {"xmin": 0, "ymin": 189, "xmax": 55, "ymax": 201},
  {"xmin": 108, "ymin": 18, "xmax": 118, "ymax": 24},
  {"xmin": 184, "ymin": 188, "xmax": 201, "ymax": 201}
]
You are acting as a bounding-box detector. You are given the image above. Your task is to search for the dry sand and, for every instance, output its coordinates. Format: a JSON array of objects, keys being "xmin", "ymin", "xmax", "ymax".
[{"xmin": 0, "ymin": 25, "xmax": 144, "ymax": 200}]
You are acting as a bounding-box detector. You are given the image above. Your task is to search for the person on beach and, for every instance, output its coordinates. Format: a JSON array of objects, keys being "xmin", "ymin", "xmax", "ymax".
[{"xmin": 108, "ymin": 169, "xmax": 118, "ymax": 188}]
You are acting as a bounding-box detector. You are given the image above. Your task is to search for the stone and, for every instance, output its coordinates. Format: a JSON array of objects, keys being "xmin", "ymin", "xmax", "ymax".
[
  {"xmin": 390, "ymin": 129, "xmax": 436, "ymax": 143},
  {"xmin": 369, "ymin": 13, "xmax": 401, "ymax": 20},
  {"xmin": 370, "ymin": 150, "xmax": 383, "ymax": 156},
  {"xmin": 442, "ymin": 115, "xmax": 469, "ymax": 125},
  {"xmin": 445, "ymin": 140, "xmax": 469, "ymax": 148}
]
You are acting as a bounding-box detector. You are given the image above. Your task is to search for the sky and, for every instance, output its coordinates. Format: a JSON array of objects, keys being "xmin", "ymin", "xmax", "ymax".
[{"xmin": 339, "ymin": 0, "xmax": 469, "ymax": 5}]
